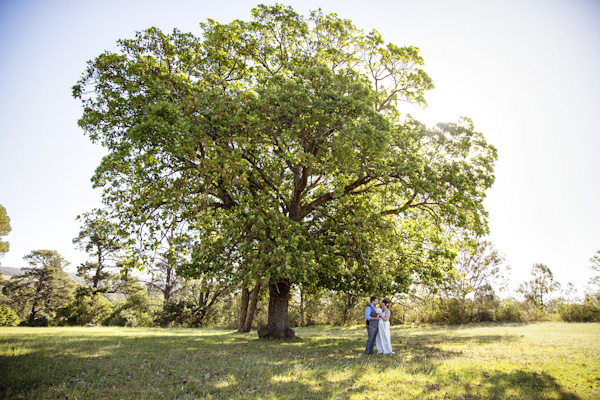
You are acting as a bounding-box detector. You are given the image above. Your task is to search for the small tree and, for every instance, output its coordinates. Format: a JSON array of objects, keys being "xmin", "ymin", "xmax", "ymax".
[
  {"xmin": 184, "ymin": 277, "xmax": 232, "ymax": 327},
  {"xmin": 3, "ymin": 250, "xmax": 76, "ymax": 325},
  {"xmin": 137, "ymin": 222, "xmax": 188, "ymax": 302},
  {"xmin": 517, "ymin": 263, "xmax": 560, "ymax": 310},
  {"xmin": 455, "ymin": 240, "xmax": 508, "ymax": 298},
  {"xmin": 326, "ymin": 291, "xmax": 362, "ymax": 326},
  {"xmin": 73, "ymin": 210, "xmax": 124, "ymax": 292},
  {"xmin": 561, "ymin": 282, "xmax": 577, "ymax": 305},
  {"xmin": 440, "ymin": 239, "xmax": 509, "ymax": 321},
  {"xmin": 0, "ymin": 204, "xmax": 11, "ymax": 262},
  {"xmin": 292, "ymin": 286, "xmax": 324, "ymax": 327}
]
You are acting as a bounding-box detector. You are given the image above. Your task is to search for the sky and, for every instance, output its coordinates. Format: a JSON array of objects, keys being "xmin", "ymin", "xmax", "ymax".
[{"xmin": 1, "ymin": 0, "xmax": 599, "ymax": 297}]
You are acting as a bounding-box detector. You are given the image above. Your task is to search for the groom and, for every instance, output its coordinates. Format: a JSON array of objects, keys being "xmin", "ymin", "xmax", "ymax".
[{"xmin": 364, "ymin": 296, "xmax": 380, "ymax": 355}]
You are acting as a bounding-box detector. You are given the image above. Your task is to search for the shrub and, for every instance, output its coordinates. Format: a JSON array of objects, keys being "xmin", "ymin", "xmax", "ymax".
[
  {"xmin": 474, "ymin": 308, "xmax": 495, "ymax": 322},
  {"xmin": 109, "ymin": 308, "xmax": 154, "ymax": 327},
  {"xmin": 107, "ymin": 289, "xmax": 157, "ymax": 327},
  {"xmin": 495, "ymin": 298, "xmax": 524, "ymax": 322},
  {"xmin": 54, "ymin": 288, "xmax": 114, "ymax": 326},
  {"xmin": 0, "ymin": 305, "xmax": 21, "ymax": 326},
  {"xmin": 519, "ymin": 300, "xmax": 551, "ymax": 321},
  {"xmin": 25, "ymin": 312, "xmax": 51, "ymax": 327},
  {"xmin": 558, "ymin": 298, "xmax": 600, "ymax": 322},
  {"xmin": 442, "ymin": 299, "xmax": 474, "ymax": 324},
  {"xmin": 415, "ymin": 297, "xmax": 473, "ymax": 325},
  {"xmin": 154, "ymin": 300, "xmax": 191, "ymax": 327}
]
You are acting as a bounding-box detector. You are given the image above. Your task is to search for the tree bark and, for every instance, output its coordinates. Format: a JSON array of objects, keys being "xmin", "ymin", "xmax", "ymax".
[
  {"xmin": 258, "ymin": 279, "xmax": 297, "ymax": 339},
  {"xmin": 28, "ymin": 303, "xmax": 38, "ymax": 325},
  {"xmin": 28, "ymin": 278, "xmax": 44, "ymax": 325},
  {"xmin": 93, "ymin": 246, "xmax": 103, "ymax": 289},
  {"xmin": 241, "ymin": 280, "xmax": 261, "ymax": 332},
  {"xmin": 300, "ymin": 289, "xmax": 305, "ymax": 327},
  {"xmin": 341, "ymin": 294, "xmax": 358, "ymax": 326},
  {"xmin": 238, "ymin": 285, "xmax": 250, "ymax": 332},
  {"xmin": 166, "ymin": 266, "xmax": 172, "ymax": 301}
]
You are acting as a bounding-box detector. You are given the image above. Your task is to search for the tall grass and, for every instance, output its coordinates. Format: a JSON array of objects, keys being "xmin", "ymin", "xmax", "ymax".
[{"xmin": 1, "ymin": 322, "xmax": 598, "ymax": 399}]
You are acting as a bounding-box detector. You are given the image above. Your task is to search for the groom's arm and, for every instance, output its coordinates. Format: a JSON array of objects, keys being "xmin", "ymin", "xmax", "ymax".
[{"xmin": 364, "ymin": 306, "xmax": 379, "ymax": 321}]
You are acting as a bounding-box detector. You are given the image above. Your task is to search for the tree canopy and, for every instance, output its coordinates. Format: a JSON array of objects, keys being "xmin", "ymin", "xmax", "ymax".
[{"xmin": 73, "ymin": 4, "xmax": 497, "ymax": 338}]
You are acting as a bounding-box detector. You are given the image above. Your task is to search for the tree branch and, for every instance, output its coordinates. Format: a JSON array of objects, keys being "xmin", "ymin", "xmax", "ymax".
[{"xmin": 298, "ymin": 175, "xmax": 372, "ymax": 220}]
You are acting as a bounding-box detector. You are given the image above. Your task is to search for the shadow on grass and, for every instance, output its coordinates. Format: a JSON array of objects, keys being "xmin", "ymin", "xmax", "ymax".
[
  {"xmin": 0, "ymin": 327, "xmax": 583, "ymax": 399},
  {"xmin": 437, "ymin": 370, "xmax": 581, "ymax": 400}
]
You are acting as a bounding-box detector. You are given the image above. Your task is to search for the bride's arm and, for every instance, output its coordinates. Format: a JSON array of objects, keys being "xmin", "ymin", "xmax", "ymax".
[{"xmin": 381, "ymin": 310, "xmax": 390, "ymax": 322}]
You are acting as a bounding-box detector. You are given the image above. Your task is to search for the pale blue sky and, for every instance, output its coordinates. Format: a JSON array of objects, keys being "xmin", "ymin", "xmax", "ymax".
[{"xmin": 1, "ymin": 0, "xmax": 599, "ymax": 296}]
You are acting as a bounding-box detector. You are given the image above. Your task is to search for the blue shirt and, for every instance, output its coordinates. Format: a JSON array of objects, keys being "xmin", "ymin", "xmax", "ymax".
[{"xmin": 365, "ymin": 304, "xmax": 376, "ymax": 321}]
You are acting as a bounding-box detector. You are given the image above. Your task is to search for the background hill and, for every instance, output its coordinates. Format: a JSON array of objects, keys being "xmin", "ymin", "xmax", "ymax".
[{"xmin": 1, "ymin": 266, "xmax": 85, "ymax": 284}]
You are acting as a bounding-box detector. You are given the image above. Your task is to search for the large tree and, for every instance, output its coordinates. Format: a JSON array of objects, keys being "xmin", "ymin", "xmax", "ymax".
[
  {"xmin": 0, "ymin": 204, "xmax": 11, "ymax": 261},
  {"xmin": 73, "ymin": 5, "xmax": 497, "ymax": 338}
]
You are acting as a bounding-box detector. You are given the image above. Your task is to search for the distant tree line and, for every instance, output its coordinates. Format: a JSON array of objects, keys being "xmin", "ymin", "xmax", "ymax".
[{"xmin": 1, "ymin": 205, "xmax": 599, "ymax": 327}]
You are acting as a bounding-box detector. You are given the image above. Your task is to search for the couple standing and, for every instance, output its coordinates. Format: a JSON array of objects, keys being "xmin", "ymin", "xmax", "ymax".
[{"xmin": 364, "ymin": 296, "xmax": 395, "ymax": 355}]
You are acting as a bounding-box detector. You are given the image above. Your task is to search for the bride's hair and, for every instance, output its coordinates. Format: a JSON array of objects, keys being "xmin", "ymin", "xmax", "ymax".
[{"xmin": 382, "ymin": 299, "xmax": 390, "ymax": 307}]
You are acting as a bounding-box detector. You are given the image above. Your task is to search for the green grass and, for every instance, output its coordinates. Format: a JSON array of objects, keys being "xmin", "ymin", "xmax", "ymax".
[{"xmin": 1, "ymin": 323, "xmax": 598, "ymax": 399}]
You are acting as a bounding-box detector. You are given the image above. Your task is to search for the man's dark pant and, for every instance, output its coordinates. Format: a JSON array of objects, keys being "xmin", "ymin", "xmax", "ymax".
[{"xmin": 365, "ymin": 324, "xmax": 378, "ymax": 354}]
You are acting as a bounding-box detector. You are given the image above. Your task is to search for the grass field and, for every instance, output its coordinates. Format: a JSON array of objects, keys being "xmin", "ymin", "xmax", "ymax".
[{"xmin": 1, "ymin": 322, "xmax": 599, "ymax": 399}]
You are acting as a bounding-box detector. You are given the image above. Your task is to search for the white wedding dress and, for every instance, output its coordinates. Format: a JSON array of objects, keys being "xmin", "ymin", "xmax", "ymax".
[{"xmin": 376, "ymin": 308, "xmax": 395, "ymax": 354}]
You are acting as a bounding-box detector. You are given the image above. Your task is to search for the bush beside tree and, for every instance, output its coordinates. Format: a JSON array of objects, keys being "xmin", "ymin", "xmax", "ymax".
[
  {"xmin": 107, "ymin": 289, "xmax": 158, "ymax": 327},
  {"xmin": 0, "ymin": 305, "xmax": 21, "ymax": 326},
  {"xmin": 54, "ymin": 287, "xmax": 114, "ymax": 326}
]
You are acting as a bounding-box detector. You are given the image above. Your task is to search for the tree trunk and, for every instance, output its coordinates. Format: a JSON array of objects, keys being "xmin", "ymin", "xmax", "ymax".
[
  {"xmin": 28, "ymin": 303, "xmax": 38, "ymax": 325},
  {"xmin": 341, "ymin": 294, "xmax": 358, "ymax": 326},
  {"xmin": 300, "ymin": 288, "xmax": 305, "ymax": 327},
  {"xmin": 94, "ymin": 246, "xmax": 103, "ymax": 289},
  {"xmin": 241, "ymin": 280, "xmax": 261, "ymax": 332},
  {"xmin": 258, "ymin": 279, "xmax": 297, "ymax": 339},
  {"xmin": 238, "ymin": 285, "xmax": 250, "ymax": 332},
  {"xmin": 29, "ymin": 279, "xmax": 44, "ymax": 325},
  {"xmin": 164, "ymin": 265, "xmax": 174, "ymax": 302},
  {"xmin": 342, "ymin": 304, "xmax": 349, "ymax": 326}
]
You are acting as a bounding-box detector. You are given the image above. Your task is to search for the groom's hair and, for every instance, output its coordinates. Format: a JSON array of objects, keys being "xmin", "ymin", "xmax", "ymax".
[{"xmin": 370, "ymin": 296, "xmax": 378, "ymax": 303}]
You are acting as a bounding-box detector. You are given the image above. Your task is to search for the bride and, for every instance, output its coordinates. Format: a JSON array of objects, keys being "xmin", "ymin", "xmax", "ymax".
[{"xmin": 376, "ymin": 299, "xmax": 395, "ymax": 354}]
